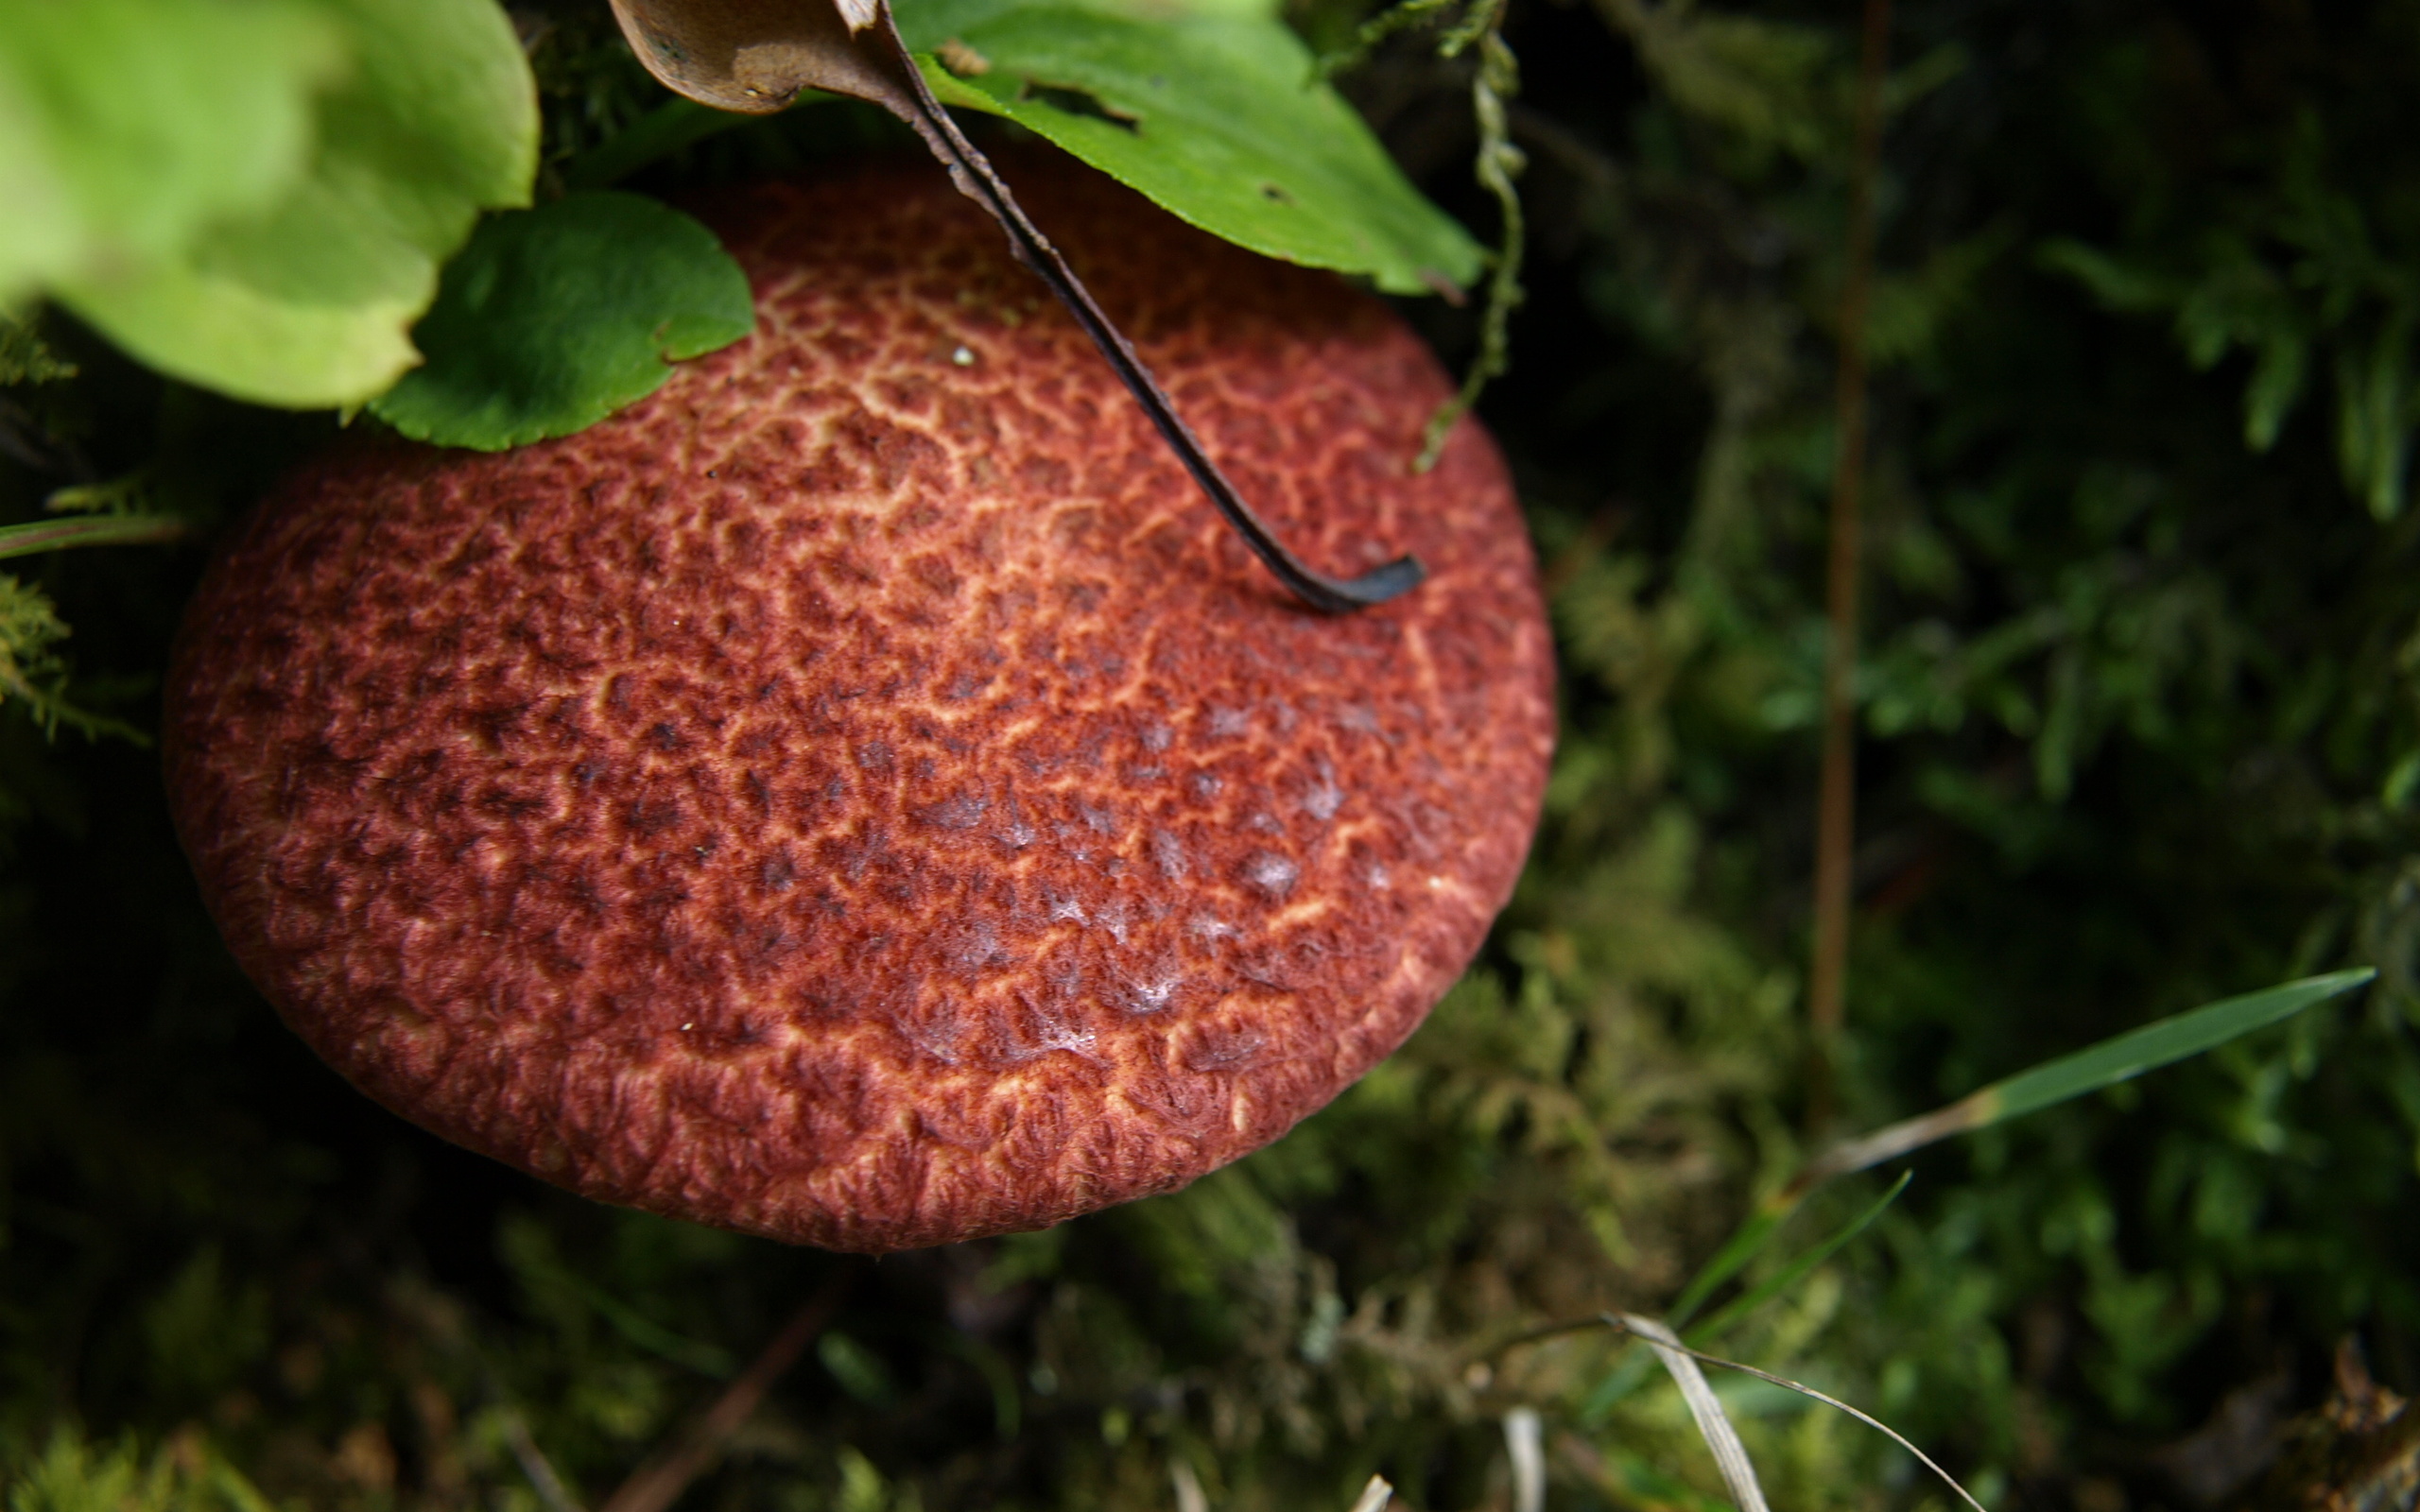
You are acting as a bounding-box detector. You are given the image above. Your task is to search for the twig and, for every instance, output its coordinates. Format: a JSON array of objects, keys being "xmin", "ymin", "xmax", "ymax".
[
  {"xmin": 597, "ymin": 1270, "xmax": 855, "ymax": 1512},
  {"xmin": 1348, "ymin": 1473, "xmax": 1395, "ymax": 1512},
  {"xmin": 892, "ymin": 59, "xmax": 1426, "ymax": 610},
  {"xmin": 607, "ymin": 0, "xmax": 1425, "ymax": 614},
  {"xmin": 1806, "ymin": 0, "xmax": 1894, "ymax": 1119}
]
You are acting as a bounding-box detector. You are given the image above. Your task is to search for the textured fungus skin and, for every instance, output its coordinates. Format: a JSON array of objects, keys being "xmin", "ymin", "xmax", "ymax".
[{"xmin": 164, "ymin": 157, "xmax": 1556, "ymax": 1253}]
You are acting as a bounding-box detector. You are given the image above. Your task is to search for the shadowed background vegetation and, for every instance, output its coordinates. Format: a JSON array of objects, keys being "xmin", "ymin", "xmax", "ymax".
[{"xmin": 3, "ymin": 2, "xmax": 2418, "ymax": 1510}]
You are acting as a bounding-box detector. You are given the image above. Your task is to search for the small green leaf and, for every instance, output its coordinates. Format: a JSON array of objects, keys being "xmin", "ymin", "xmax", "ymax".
[
  {"xmin": 895, "ymin": 0, "xmax": 1482, "ymax": 295},
  {"xmin": 370, "ymin": 192, "xmax": 754, "ymax": 451},
  {"xmin": 50, "ymin": 0, "xmax": 539, "ymax": 407}
]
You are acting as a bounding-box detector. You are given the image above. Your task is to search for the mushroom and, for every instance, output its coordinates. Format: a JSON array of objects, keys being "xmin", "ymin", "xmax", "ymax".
[{"xmin": 163, "ymin": 155, "xmax": 1555, "ymax": 1252}]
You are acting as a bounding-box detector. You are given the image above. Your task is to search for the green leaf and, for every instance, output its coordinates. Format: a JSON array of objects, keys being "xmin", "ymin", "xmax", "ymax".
[
  {"xmin": 0, "ymin": 0, "xmax": 345, "ymax": 300},
  {"xmin": 50, "ymin": 0, "xmax": 538, "ymax": 408},
  {"xmin": 369, "ymin": 192, "xmax": 754, "ymax": 451},
  {"xmin": 895, "ymin": 0, "xmax": 1482, "ymax": 295}
]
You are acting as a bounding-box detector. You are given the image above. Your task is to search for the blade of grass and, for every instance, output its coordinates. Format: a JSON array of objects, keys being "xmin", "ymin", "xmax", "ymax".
[
  {"xmin": 1172, "ymin": 1461, "xmax": 1208, "ymax": 1512},
  {"xmin": 1616, "ymin": 1314, "xmax": 1773, "ymax": 1512},
  {"xmin": 1664, "ymin": 1207, "xmax": 1789, "ymax": 1331},
  {"xmin": 1587, "ymin": 1180, "xmax": 1907, "ymax": 1413},
  {"xmin": 555, "ymin": 1268, "xmax": 735, "ymax": 1379},
  {"xmin": 1606, "ymin": 1317, "xmax": 1989, "ymax": 1512},
  {"xmin": 1554, "ymin": 1432, "xmax": 1741, "ymax": 1512},
  {"xmin": 1590, "ymin": 970, "xmax": 2373, "ymax": 1414},
  {"xmin": 0, "ymin": 514, "xmax": 187, "ymax": 559},
  {"xmin": 1685, "ymin": 1172, "xmax": 1910, "ymax": 1347},
  {"xmin": 1578, "ymin": 1342, "xmax": 1660, "ymax": 1425},
  {"xmin": 1506, "ymin": 1407, "xmax": 1545, "ymax": 1512},
  {"xmin": 931, "ymin": 1328, "xmax": 1021, "ymax": 1440},
  {"xmin": 1800, "ymin": 969, "xmax": 2374, "ymax": 1184}
]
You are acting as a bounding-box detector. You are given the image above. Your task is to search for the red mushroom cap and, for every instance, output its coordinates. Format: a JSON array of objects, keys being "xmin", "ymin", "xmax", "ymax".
[{"xmin": 164, "ymin": 156, "xmax": 1555, "ymax": 1252}]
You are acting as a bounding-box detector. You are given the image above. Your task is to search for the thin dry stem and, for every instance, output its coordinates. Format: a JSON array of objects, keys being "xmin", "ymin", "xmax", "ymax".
[
  {"xmin": 1505, "ymin": 1407, "xmax": 1546, "ymax": 1512},
  {"xmin": 1602, "ymin": 1314, "xmax": 1992, "ymax": 1512},
  {"xmin": 1616, "ymin": 1314, "xmax": 1773, "ymax": 1512},
  {"xmin": 1348, "ymin": 1473, "xmax": 1396, "ymax": 1512},
  {"xmin": 1807, "ymin": 0, "xmax": 1895, "ymax": 1116},
  {"xmin": 596, "ymin": 1271, "xmax": 853, "ymax": 1512}
]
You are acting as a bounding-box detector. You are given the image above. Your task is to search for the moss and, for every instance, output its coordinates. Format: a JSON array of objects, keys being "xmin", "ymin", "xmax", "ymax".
[{"xmin": 5, "ymin": 2, "xmax": 2419, "ymax": 1510}]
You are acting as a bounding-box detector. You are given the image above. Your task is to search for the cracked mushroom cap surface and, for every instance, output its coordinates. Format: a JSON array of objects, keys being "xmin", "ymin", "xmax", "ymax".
[{"xmin": 164, "ymin": 155, "xmax": 1556, "ymax": 1253}]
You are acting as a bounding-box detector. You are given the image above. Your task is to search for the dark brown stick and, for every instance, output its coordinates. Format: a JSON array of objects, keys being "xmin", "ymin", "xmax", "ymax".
[
  {"xmin": 596, "ymin": 1270, "xmax": 854, "ymax": 1512},
  {"xmin": 883, "ymin": 37, "xmax": 1424, "ymax": 612},
  {"xmin": 1806, "ymin": 0, "xmax": 1893, "ymax": 1122},
  {"xmin": 606, "ymin": 0, "xmax": 1423, "ymax": 615}
]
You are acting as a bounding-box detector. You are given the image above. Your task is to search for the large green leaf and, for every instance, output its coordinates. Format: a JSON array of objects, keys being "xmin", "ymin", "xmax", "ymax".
[
  {"xmin": 50, "ymin": 0, "xmax": 538, "ymax": 408},
  {"xmin": 896, "ymin": 0, "xmax": 1483, "ymax": 295},
  {"xmin": 369, "ymin": 193, "xmax": 754, "ymax": 452},
  {"xmin": 0, "ymin": 0, "xmax": 344, "ymax": 300}
]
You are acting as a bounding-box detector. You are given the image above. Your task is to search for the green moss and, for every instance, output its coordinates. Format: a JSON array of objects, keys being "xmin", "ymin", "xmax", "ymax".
[{"xmin": 5, "ymin": 3, "xmax": 2419, "ymax": 1510}]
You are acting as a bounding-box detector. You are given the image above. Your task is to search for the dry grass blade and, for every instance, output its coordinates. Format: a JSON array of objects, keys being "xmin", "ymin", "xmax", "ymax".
[
  {"xmin": 1806, "ymin": 0, "xmax": 1894, "ymax": 1118},
  {"xmin": 1348, "ymin": 1472, "xmax": 1395, "ymax": 1512},
  {"xmin": 1609, "ymin": 1315, "xmax": 1990, "ymax": 1512},
  {"xmin": 1615, "ymin": 1314, "xmax": 1772, "ymax": 1512},
  {"xmin": 1506, "ymin": 1407, "xmax": 1545, "ymax": 1512},
  {"xmin": 1172, "ymin": 1459, "xmax": 1208, "ymax": 1512},
  {"xmin": 501, "ymin": 1408, "xmax": 585, "ymax": 1512}
]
